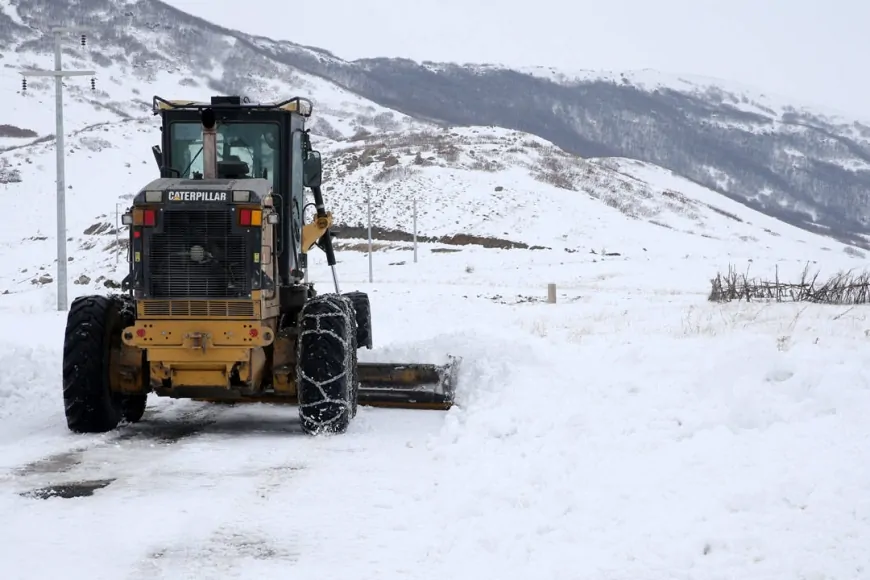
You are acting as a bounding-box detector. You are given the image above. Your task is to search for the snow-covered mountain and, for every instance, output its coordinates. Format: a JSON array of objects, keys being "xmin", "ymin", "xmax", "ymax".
[
  {"xmin": 334, "ymin": 61, "xmax": 870, "ymax": 246},
  {"xmin": 2, "ymin": 0, "xmax": 870, "ymax": 248}
]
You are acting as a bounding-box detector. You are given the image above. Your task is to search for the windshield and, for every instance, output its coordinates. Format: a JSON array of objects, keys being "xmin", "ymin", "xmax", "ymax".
[{"xmin": 169, "ymin": 121, "xmax": 279, "ymax": 186}]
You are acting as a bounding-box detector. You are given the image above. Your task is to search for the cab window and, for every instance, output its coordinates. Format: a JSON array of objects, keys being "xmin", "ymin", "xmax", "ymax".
[{"xmin": 169, "ymin": 122, "xmax": 279, "ymax": 187}]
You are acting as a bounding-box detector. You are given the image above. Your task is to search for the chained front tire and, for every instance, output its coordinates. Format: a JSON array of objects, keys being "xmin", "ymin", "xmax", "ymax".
[
  {"xmin": 297, "ymin": 294, "xmax": 358, "ymax": 435},
  {"xmin": 62, "ymin": 295, "xmax": 128, "ymax": 433}
]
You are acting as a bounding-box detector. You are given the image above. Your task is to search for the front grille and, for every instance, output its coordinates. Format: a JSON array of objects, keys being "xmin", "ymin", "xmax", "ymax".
[
  {"xmin": 140, "ymin": 300, "xmax": 256, "ymax": 318},
  {"xmin": 148, "ymin": 209, "xmax": 249, "ymax": 298}
]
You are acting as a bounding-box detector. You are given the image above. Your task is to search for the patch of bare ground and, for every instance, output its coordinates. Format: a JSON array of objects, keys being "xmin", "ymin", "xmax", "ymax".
[
  {"xmin": 332, "ymin": 224, "xmax": 548, "ymax": 250},
  {"xmin": 0, "ymin": 124, "xmax": 37, "ymax": 138}
]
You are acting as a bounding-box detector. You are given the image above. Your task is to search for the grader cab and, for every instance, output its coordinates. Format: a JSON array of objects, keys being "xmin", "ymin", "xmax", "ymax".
[{"xmin": 61, "ymin": 95, "xmax": 458, "ymax": 435}]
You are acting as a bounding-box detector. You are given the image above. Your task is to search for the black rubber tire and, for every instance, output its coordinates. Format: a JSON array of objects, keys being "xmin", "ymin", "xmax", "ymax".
[
  {"xmin": 342, "ymin": 290, "xmax": 372, "ymax": 349},
  {"xmin": 62, "ymin": 295, "xmax": 129, "ymax": 433},
  {"xmin": 121, "ymin": 394, "xmax": 147, "ymax": 423},
  {"xmin": 296, "ymin": 293, "xmax": 358, "ymax": 434}
]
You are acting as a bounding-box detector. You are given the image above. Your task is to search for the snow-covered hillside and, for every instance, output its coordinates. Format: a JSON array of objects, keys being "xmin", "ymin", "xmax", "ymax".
[
  {"xmin": 2, "ymin": 103, "xmax": 865, "ymax": 309},
  {"xmin": 513, "ymin": 66, "xmax": 870, "ymax": 126},
  {"xmin": 0, "ymin": 39, "xmax": 430, "ymax": 304},
  {"xmin": 2, "ymin": 34, "xmax": 431, "ymax": 141},
  {"xmin": 4, "ymin": 0, "xmax": 870, "ymax": 243}
]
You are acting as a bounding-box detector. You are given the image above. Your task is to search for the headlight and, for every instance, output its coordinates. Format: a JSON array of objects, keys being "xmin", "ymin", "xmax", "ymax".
[
  {"xmin": 144, "ymin": 190, "xmax": 162, "ymax": 202},
  {"xmin": 232, "ymin": 190, "xmax": 251, "ymax": 202}
]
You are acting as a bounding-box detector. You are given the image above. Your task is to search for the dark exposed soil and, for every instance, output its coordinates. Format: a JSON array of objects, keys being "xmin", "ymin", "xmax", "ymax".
[
  {"xmin": 333, "ymin": 224, "xmax": 548, "ymax": 250},
  {"xmin": 20, "ymin": 478, "xmax": 115, "ymax": 499}
]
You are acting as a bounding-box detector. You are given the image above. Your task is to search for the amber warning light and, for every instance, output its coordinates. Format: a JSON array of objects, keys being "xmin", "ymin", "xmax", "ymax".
[
  {"xmin": 122, "ymin": 209, "xmax": 157, "ymax": 227},
  {"xmin": 239, "ymin": 209, "xmax": 262, "ymax": 227}
]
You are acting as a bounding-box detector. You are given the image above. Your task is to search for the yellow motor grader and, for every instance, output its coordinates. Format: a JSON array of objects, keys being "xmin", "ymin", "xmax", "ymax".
[{"xmin": 61, "ymin": 95, "xmax": 458, "ymax": 435}]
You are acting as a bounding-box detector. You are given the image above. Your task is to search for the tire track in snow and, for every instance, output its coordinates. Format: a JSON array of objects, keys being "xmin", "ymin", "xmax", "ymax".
[
  {"xmin": 123, "ymin": 409, "xmax": 315, "ymax": 577},
  {"xmin": 0, "ymin": 371, "xmax": 452, "ymax": 577},
  {"xmin": 130, "ymin": 525, "xmax": 302, "ymax": 578},
  {"xmin": 1, "ymin": 402, "xmax": 222, "ymax": 497},
  {"xmin": 121, "ymin": 406, "xmax": 445, "ymax": 577},
  {"xmin": 0, "ymin": 403, "xmax": 315, "ymax": 578}
]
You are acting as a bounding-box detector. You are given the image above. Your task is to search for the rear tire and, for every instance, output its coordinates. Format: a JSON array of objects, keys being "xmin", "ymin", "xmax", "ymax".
[
  {"xmin": 343, "ymin": 290, "xmax": 372, "ymax": 349},
  {"xmin": 121, "ymin": 394, "xmax": 147, "ymax": 423},
  {"xmin": 62, "ymin": 295, "xmax": 129, "ymax": 433},
  {"xmin": 296, "ymin": 294, "xmax": 358, "ymax": 434}
]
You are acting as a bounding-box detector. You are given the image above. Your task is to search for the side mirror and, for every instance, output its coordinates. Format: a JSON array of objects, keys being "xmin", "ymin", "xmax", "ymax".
[{"xmin": 303, "ymin": 150, "xmax": 322, "ymax": 188}]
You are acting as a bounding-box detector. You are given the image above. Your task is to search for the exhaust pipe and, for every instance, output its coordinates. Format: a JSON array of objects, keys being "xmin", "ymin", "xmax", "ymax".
[{"xmin": 201, "ymin": 108, "xmax": 217, "ymax": 179}]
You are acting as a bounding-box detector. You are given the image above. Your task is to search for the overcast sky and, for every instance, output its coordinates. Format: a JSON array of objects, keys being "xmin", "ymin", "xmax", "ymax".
[{"xmin": 165, "ymin": 0, "xmax": 865, "ymax": 117}]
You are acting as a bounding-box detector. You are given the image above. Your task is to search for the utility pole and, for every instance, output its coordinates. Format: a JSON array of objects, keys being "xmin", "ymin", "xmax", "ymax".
[
  {"xmin": 115, "ymin": 203, "xmax": 121, "ymax": 264},
  {"xmin": 412, "ymin": 196, "xmax": 417, "ymax": 263},
  {"xmin": 20, "ymin": 27, "xmax": 95, "ymax": 311},
  {"xmin": 366, "ymin": 188, "xmax": 373, "ymax": 283}
]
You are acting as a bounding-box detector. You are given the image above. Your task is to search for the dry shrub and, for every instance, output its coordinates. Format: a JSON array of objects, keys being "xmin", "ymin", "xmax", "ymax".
[
  {"xmin": 703, "ymin": 203, "xmax": 743, "ymax": 222},
  {"xmin": 334, "ymin": 241, "xmax": 394, "ymax": 252},
  {"xmin": 372, "ymin": 165, "xmax": 416, "ymax": 183},
  {"xmin": 0, "ymin": 161, "xmax": 22, "ymax": 184},
  {"xmin": 709, "ymin": 262, "xmax": 870, "ymax": 304},
  {"xmin": 468, "ymin": 159, "xmax": 502, "ymax": 172}
]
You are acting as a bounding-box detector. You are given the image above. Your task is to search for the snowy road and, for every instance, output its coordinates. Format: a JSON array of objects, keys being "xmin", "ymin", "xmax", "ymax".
[
  {"xmin": 2, "ymin": 259, "xmax": 870, "ymax": 579},
  {"xmin": 1, "ymin": 399, "xmax": 449, "ymax": 579}
]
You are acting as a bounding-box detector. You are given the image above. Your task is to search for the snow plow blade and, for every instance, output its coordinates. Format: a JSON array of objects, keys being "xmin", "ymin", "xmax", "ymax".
[{"xmin": 357, "ymin": 357, "xmax": 459, "ymax": 410}]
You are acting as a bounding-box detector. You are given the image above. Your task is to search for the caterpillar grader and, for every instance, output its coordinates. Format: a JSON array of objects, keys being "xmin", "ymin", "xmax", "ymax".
[{"xmin": 61, "ymin": 94, "xmax": 458, "ymax": 435}]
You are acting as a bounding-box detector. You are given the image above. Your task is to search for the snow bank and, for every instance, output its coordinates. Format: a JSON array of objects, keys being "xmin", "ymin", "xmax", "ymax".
[
  {"xmin": 409, "ymin": 308, "xmax": 870, "ymax": 578},
  {"xmin": 0, "ymin": 341, "xmax": 59, "ymax": 423}
]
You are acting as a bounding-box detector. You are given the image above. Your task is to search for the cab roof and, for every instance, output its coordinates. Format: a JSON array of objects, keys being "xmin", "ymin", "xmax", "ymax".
[{"xmin": 152, "ymin": 95, "xmax": 313, "ymax": 117}]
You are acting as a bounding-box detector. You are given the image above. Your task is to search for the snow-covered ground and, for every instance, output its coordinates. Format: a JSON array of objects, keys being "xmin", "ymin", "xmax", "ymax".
[{"xmin": 1, "ymin": 226, "xmax": 870, "ymax": 578}]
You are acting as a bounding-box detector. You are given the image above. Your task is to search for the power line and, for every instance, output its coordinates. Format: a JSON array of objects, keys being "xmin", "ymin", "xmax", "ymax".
[{"xmin": 20, "ymin": 26, "xmax": 97, "ymax": 312}]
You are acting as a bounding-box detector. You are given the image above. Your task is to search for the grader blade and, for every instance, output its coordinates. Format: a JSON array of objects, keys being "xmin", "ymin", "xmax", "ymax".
[{"xmin": 357, "ymin": 357, "xmax": 459, "ymax": 410}]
